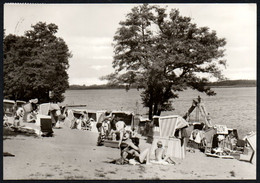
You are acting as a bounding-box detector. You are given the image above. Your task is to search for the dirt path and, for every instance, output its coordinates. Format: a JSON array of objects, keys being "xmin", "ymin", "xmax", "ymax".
[{"xmin": 3, "ymin": 124, "xmax": 256, "ymax": 180}]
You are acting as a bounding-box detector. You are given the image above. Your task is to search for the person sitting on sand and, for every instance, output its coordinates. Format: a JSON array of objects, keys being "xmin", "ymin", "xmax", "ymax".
[
  {"xmin": 155, "ymin": 141, "xmax": 166, "ymax": 161},
  {"xmin": 27, "ymin": 111, "xmax": 37, "ymax": 123},
  {"xmin": 151, "ymin": 141, "xmax": 175, "ymax": 165},
  {"xmin": 81, "ymin": 111, "xmax": 90, "ymax": 130},
  {"xmin": 120, "ymin": 131, "xmax": 151, "ymax": 165}
]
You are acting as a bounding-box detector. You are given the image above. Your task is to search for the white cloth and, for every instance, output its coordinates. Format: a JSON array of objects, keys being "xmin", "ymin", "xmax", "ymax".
[
  {"xmin": 217, "ymin": 135, "xmax": 225, "ymax": 141},
  {"xmin": 194, "ymin": 131, "xmax": 205, "ymax": 144},
  {"xmin": 29, "ymin": 98, "xmax": 38, "ymax": 104},
  {"xmin": 214, "ymin": 124, "xmax": 228, "ymax": 134},
  {"xmin": 16, "ymin": 107, "xmax": 24, "ymax": 118},
  {"xmin": 116, "ymin": 121, "xmax": 126, "ymax": 132}
]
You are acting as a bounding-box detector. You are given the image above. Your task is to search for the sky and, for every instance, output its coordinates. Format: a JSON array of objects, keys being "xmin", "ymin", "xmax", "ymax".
[{"xmin": 4, "ymin": 3, "xmax": 257, "ymax": 85}]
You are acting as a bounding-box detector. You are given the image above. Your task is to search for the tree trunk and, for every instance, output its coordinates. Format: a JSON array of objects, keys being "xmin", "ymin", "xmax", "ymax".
[
  {"xmin": 153, "ymin": 103, "xmax": 162, "ymax": 116},
  {"xmin": 148, "ymin": 105, "xmax": 153, "ymax": 120},
  {"xmin": 153, "ymin": 103, "xmax": 158, "ymax": 116},
  {"xmin": 157, "ymin": 110, "xmax": 162, "ymax": 116},
  {"xmin": 157, "ymin": 103, "xmax": 162, "ymax": 116}
]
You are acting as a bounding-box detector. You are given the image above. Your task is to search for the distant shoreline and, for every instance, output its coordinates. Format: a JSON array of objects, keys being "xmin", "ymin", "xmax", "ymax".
[
  {"xmin": 68, "ymin": 80, "xmax": 256, "ymax": 90},
  {"xmin": 67, "ymin": 85, "xmax": 256, "ymax": 90}
]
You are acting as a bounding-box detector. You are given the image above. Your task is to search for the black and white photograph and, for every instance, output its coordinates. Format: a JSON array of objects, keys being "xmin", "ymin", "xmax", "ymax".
[{"xmin": 3, "ymin": 3, "xmax": 256, "ymax": 180}]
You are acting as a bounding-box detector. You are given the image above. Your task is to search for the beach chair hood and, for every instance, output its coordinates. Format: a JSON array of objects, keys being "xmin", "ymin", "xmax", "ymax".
[
  {"xmin": 244, "ymin": 132, "xmax": 256, "ymax": 164},
  {"xmin": 159, "ymin": 115, "xmax": 189, "ymax": 137},
  {"xmin": 39, "ymin": 103, "xmax": 60, "ymax": 115}
]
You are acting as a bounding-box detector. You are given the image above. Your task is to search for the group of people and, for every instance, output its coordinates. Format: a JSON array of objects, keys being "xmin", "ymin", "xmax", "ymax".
[
  {"xmin": 117, "ymin": 129, "xmax": 175, "ymax": 165},
  {"xmin": 95, "ymin": 112, "xmax": 175, "ymax": 165},
  {"xmin": 96, "ymin": 111, "xmax": 126, "ymax": 145},
  {"xmin": 71, "ymin": 111, "xmax": 92, "ymax": 130},
  {"xmin": 3, "ymin": 99, "xmax": 39, "ymax": 127}
]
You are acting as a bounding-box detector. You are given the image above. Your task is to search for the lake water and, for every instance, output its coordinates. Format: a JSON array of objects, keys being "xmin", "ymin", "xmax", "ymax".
[{"xmin": 61, "ymin": 87, "xmax": 256, "ymax": 137}]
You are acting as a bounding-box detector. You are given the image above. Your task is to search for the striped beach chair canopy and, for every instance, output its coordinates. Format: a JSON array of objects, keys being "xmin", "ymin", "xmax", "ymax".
[{"xmin": 159, "ymin": 115, "xmax": 189, "ymax": 137}]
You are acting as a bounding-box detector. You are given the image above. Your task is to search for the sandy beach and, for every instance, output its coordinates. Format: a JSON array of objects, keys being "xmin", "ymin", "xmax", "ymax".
[{"xmin": 3, "ymin": 123, "xmax": 256, "ymax": 180}]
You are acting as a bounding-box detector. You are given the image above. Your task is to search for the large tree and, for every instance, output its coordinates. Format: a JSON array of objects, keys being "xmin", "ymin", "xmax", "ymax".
[
  {"xmin": 4, "ymin": 22, "xmax": 72, "ymax": 103},
  {"xmin": 103, "ymin": 4, "xmax": 227, "ymax": 119}
]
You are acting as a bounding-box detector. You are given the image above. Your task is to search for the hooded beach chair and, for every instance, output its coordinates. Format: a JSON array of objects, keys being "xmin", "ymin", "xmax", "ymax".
[{"xmin": 150, "ymin": 115, "xmax": 189, "ymax": 159}]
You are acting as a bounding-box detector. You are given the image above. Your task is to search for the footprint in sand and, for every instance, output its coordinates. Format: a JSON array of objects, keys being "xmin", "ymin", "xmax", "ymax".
[
  {"xmin": 64, "ymin": 175, "xmax": 74, "ymax": 179},
  {"xmin": 95, "ymin": 169, "xmax": 103, "ymax": 173},
  {"xmin": 108, "ymin": 171, "xmax": 116, "ymax": 174},
  {"xmin": 95, "ymin": 173, "xmax": 106, "ymax": 178},
  {"xmin": 74, "ymin": 175, "xmax": 84, "ymax": 179},
  {"xmin": 45, "ymin": 173, "xmax": 54, "ymax": 177}
]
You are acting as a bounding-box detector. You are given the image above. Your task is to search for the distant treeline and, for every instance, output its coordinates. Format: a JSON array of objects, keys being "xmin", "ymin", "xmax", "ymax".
[
  {"xmin": 69, "ymin": 84, "xmax": 127, "ymax": 90},
  {"xmin": 206, "ymin": 80, "xmax": 256, "ymax": 87},
  {"xmin": 69, "ymin": 80, "xmax": 256, "ymax": 90}
]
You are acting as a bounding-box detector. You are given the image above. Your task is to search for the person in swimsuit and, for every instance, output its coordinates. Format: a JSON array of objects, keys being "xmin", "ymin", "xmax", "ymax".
[
  {"xmin": 120, "ymin": 131, "xmax": 151, "ymax": 164},
  {"xmin": 153, "ymin": 141, "xmax": 175, "ymax": 164},
  {"xmin": 155, "ymin": 141, "xmax": 166, "ymax": 161}
]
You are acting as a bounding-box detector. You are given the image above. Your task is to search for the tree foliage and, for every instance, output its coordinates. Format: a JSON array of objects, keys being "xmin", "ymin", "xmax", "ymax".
[
  {"xmin": 103, "ymin": 4, "xmax": 227, "ymax": 119},
  {"xmin": 4, "ymin": 22, "xmax": 72, "ymax": 103}
]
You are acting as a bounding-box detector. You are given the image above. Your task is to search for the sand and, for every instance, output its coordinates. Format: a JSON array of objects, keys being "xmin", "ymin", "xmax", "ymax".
[{"xmin": 3, "ymin": 123, "xmax": 256, "ymax": 180}]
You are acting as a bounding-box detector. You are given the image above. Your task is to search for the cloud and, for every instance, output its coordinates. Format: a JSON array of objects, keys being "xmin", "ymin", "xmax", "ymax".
[
  {"xmin": 92, "ymin": 56, "xmax": 113, "ymax": 60},
  {"xmin": 90, "ymin": 65, "xmax": 108, "ymax": 71},
  {"xmin": 223, "ymin": 67, "xmax": 256, "ymax": 80},
  {"xmin": 4, "ymin": 3, "xmax": 256, "ymax": 85},
  {"xmin": 66, "ymin": 36, "xmax": 114, "ymax": 61},
  {"xmin": 67, "ymin": 37, "xmax": 113, "ymax": 47}
]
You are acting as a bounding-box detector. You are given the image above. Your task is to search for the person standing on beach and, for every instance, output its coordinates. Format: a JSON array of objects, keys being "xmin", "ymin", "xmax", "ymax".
[
  {"xmin": 14, "ymin": 107, "xmax": 24, "ymax": 126},
  {"xmin": 96, "ymin": 111, "xmax": 113, "ymax": 132},
  {"xmin": 117, "ymin": 119, "xmax": 127, "ymax": 147}
]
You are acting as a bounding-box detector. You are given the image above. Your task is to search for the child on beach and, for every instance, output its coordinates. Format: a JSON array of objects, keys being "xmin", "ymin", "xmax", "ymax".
[
  {"xmin": 151, "ymin": 141, "xmax": 175, "ymax": 165},
  {"xmin": 154, "ymin": 141, "xmax": 165, "ymax": 161}
]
